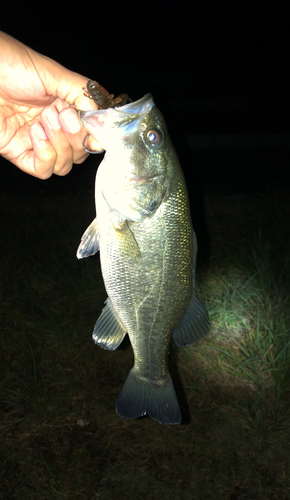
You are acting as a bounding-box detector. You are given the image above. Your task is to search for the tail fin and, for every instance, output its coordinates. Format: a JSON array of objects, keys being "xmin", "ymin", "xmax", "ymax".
[{"xmin": 116, "ymin": 369, "xmax": 181, "ymax": 425}]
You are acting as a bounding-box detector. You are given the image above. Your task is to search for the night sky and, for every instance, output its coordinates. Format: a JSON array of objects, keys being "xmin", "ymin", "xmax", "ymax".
[
  {"xmin": 3, "ymin": 3, "xmax": 288, "ymax": 85},
  {"xmin": 1, "ymin": 2, "xmax": 289, "ymax": 195}
]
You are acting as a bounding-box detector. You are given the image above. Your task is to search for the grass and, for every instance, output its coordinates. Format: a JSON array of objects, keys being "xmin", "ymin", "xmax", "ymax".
[{"xmin": 1, "ymin": 187, "xmax": 290, "ymax": 499}]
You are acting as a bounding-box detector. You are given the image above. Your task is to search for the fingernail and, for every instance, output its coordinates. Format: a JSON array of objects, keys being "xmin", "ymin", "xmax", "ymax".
[
  {"xmin": 61, "ymin": 108, "xmax": 81, "ymax": 133},
  {"xmin": 43, "ymin": 106, "xmax": 61, "ymax": 129},
  {"xmin": 31, "ymin": 122, "xmax": 48, "ymax": 140}
]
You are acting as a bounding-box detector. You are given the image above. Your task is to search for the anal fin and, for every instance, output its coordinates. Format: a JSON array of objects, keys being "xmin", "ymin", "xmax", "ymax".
[{"xmin": 173, "ymin": 293, "xmax": 210, "ymax": 347}]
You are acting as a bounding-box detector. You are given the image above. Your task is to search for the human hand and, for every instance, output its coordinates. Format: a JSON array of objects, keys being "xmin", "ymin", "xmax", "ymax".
[{"xmin": 0, "ymin": 32, "xmax": 104, "ymax": 179}]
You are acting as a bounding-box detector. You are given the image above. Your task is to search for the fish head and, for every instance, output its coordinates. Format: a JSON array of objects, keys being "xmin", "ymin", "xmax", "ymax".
[{"xmin": 79, "ymin": 94, "xmax": 176, "ymax": 221}]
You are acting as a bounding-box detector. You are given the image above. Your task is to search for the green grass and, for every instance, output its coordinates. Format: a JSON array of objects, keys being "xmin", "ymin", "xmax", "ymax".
[{"xmin": 1, "ymin": 189, "xmax": 290, "ymax": 499}]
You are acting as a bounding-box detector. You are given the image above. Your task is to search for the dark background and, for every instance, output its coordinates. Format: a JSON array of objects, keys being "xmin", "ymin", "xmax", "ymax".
[
  {"xmin": 0, "ymin": 1, "xmax": 289, "ymax": 197},
  {"xmin": 1, "ymin": 6, "xmax": 290, "ymax": 496}
]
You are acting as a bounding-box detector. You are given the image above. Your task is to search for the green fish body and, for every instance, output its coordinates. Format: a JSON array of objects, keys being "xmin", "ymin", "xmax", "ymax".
[{"xmin": 77, "ymin": 94, "xmax": 210, "ymax": 424}]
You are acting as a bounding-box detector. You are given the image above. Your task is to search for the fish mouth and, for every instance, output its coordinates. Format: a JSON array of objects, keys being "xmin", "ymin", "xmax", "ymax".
[
  {"xmin": 78, "ymin": 93, "xmax": 154, "ymax": 130},
  {"xmin": 113, "ymin": 93, "xmax": 154, "ymax": 114}
]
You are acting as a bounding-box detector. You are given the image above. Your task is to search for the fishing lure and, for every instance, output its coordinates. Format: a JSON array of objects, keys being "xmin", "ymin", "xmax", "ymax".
[
  {"xmin": 83, "ymin": 80, "xmax": 132, "ymax": 109},
  {"xmin": 82, "ymin": 80, "xmax": 132, "ymax": 153}
]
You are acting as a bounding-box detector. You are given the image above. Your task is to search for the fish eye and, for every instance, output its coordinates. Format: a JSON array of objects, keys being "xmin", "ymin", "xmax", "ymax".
[{"xmin": 146, "ymin": 129, "xmax": 162, "ymax": 146}]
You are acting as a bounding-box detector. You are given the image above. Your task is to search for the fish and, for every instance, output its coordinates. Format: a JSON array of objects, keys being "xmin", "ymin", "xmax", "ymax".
[{"xmin": 77, "ymin": 94, "xmax": 210, "ymax": 424}]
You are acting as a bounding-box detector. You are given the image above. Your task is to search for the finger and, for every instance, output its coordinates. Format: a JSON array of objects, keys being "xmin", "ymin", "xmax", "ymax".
[
  {"xmin": 26, "ymin": 122, "xmax": 57, "ymax": 179},
  {"xmin": 59, "ymin": 107, "xmax": 104, "ymax": 161},
  {"xmin": 37, "ymin": 56, "xmax": 101, "ymax": 111},
  {"xmin": 40, "ymin": 105, "xmax": 73, "ymax": 176}
]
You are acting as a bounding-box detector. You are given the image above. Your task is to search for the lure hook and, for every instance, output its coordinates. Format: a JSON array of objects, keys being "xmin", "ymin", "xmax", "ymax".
[{"xmin": 82, "ymin": 134, "xmax": 104, "ymax": 154}]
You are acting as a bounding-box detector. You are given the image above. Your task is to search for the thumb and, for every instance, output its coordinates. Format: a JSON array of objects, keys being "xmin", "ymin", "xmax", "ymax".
[{"xmin": 32, "ymin": 51, "xmax": 103, "ymax": 111}]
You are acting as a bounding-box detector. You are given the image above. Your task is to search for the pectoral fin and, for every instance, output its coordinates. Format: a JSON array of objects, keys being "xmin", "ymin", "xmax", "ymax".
[
  {"xmin": 77, "ymin": 218, "xmax": 100, "ymax": 259},
  {"xmin": 114, "ymin": 220, "xmax": 141, "ymax": 265},
  {"xmin": 93, "ymin": 298, "xmax": 127, "ymax": 350},
  {"xmin": 173, "ymin": 293, "xmax": 210, "ymax": 346}
]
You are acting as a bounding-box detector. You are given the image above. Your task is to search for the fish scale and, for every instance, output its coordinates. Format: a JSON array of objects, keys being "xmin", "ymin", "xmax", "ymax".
[{"xmin": 77, "ymin": 93, "xmax": 210, "ymax": 424}]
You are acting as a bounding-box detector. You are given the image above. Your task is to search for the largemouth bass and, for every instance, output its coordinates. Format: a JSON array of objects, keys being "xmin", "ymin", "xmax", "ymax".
[{"xmin": 77, "ymin": 94, "xmax": 210, "ymax": 424}]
